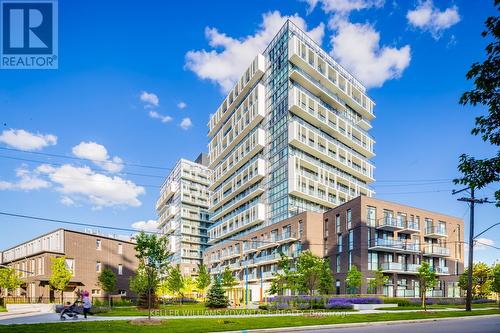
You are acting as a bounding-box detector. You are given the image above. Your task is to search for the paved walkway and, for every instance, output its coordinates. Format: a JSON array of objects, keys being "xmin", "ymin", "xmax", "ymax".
[{"xmin": 0, "ymin": 307, "xmax": 497, "ymax": 325}]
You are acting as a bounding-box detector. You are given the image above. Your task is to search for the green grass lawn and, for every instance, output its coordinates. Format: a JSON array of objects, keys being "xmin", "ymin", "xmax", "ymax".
[
  {"xmin": 0, "ymin": 307, "xmax": 5, "ymax": 313},
  {"xmin": 99, "ymin": 303, "xmax": 354, "ymax": 317},
  {"xmin": 0, "ymin": 309, "xmax": 498, "ymax": 333}
]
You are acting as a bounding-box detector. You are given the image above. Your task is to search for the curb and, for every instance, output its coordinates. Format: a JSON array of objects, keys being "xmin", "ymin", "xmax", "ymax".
[{"xmin": 216, "ymin": 313, "xmax": 500, "ymax": 333}]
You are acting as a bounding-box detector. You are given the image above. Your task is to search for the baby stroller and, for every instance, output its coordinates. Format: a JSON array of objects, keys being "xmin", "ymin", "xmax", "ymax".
[{"xmin": 60, "ymin": 301, "xmax": 82, "ymax": 320}]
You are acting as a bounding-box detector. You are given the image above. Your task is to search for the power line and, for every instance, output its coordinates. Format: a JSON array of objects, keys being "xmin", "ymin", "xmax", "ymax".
[
  {"xmin": 1, "ymin": 210, "xmax": 496, "ymax": 251},
  {"xmin": 0, "ymin": 146, "xmax": 173, "ymax": 171}
]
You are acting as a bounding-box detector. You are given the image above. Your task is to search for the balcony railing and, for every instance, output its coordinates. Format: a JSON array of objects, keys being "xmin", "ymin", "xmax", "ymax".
[
  {"xmin": 380, "ymin": 262, "xmax": 421, "ymax": 273},
  {"xmin": 423, "ymin": 245, "xmax": 450, "ymax": 257},
  {"xmin": 370, "ymin": 239, "xmax": 420, "ymax": 253},
  {"xmin": 396, "ymin": 289, "xmax": 416, "ymax": 297},
  {"xmin": 432, "ymin": 266, "xmax": 449, "ymax": 274},
  {"xmin": 377, "ymin": 217, "xmax": 404, "ymax": 230},
  {"xmin": 426, "ymin": 289, "xmax": 444, "ymax": 297},
  {"xmin": 425, "ymin": 226, "xmax": 447, "ymax": 237}
]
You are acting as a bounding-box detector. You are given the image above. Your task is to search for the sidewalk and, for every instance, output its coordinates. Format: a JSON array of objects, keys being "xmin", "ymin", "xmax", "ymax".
[{"xmin": 0, "ymin": 307, "xmax": 497, "ymax": 325}]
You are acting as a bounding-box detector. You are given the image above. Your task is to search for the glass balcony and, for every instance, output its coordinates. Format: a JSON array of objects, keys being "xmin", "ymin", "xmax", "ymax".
[
  {"xmin": 423, "ymin": 245, "xmax": 450, "ymax": 257},
  {"xmin": 376, "ymin": 217, "xmax": 404, "ymax": 231},
  {"xmin": 369, "ymin": 239, "xmax": 420, "ymax": 253},
  {"xmin": 425, "ymin": 226, "xmax": 447, "ymax": 238}
]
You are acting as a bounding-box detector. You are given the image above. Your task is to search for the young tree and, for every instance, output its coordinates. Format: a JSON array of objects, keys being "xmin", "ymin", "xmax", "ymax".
[
  {"xmin": 368, "ymin": 268, "xmax": 389, "ymax": 294},
  {"xmin": 296, "ymin": 251, "xmax": 323, "ymax": 295},
  {"xmin": 196, "ymin": 264, "xmax": 211, "ymax": 299},
  {"xmin": 134, "ymin": 231, "xmax": 171, "ymax": 320},
  {"xmin": 346, "ymin": 265, "xmax": 362, "ymax": 294},
  {"xmin": 166, "ymin": 264, "xmax": 184, "ymax": 301},
  {"xmin": 458, "ymin": 262, "xmax": 493, "ymax": 298},
  {"xmin": 417, "ymin": 261, "xmax": 437, "ymax": 311},
  {"xmin": 181, "ymin": 276, "xmax": 196, "ymax": 299},
  {"xmin": 49, "ymin": 257, "xmax": 72, "ymax": 304},
  {"xmin": 221, "ymin": 266, "xmax": 238, "ymax": 306},
  {"xmin": 269, "ymin": 252, "xmax": 298, "ymax": 296},
  {"xmin": 205, "ymin": 277, "xmax": 228, "ymax": 308},
  {"xmin": 318, "ymin": 258, "xmax": 334, "ymax": 295},
  {"xmin": 454, "ymin": 1, "xmax": 500, "ymax": 205},
  {"xmin": 0, "ymin": 267, "xmax": 23, "ymax": 297},
  {"xmin": 492, "ymin": 263, "xmax": 500, "ymax": 308},
  {"xmin": 98, "ymin": 267, "xmax": 117, "ymax": 308}
]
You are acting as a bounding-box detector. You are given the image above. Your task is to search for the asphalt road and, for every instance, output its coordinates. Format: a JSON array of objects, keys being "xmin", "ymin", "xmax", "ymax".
[{"xmin": 279, "ymin": 315, "xmax": 500, "ymax": 333}]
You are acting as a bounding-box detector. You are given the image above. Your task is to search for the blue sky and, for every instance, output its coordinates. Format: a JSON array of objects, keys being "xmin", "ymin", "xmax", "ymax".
[{"xmin": 0, "ymin": 0, "xmax": 498, "ymax": 264}]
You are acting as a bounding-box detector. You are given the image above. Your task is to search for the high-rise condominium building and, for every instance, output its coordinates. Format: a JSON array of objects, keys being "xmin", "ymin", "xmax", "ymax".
[
  {"xmin": 156, "ymin": 154, "xmax": 211, "ymax": 276},
  {"xmin": 207, "ymin": 20, "xmax": 375, "ymax": 247}
]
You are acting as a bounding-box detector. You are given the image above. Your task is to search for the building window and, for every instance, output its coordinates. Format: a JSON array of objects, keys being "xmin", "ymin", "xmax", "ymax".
[
  {"xmin": 336, "ymin": 254, "xmax": 341, "ymax": 273},
  {"xmin": 335, "ymin": 214, "xmax": 340, "ymax": 232},
  {"xmin": 96, "ymin": 239, "xmax": 102, "ymax": 250},
  {"xmin": 119, "ymin": 290, "xmax": 127, "ymax": 296},
  {"xmin": 118, "ymin": 264, "xmax": 123, "ymax": 275},
  {"xmin": 65, "ymin": 258, "xmax": 75, "ymax": 276},
  {"xmin": 368, "ymin": 251, "xmax": 377, "ymax": 271},
  {"xmin": 337, "ymin": 233, "xmax": 343, "ymax": 252},
  {"xmin": 324, "ymin": 219, "xmax": 329, "ymax": 238},
  {"xmin": 347, "ymin": 209, "xmax": 352, "ymax": 229},
  {"xmin": 367, "ymin": 206, "xmax": 376, "ymax": 227},
  {"xmin": 298, "ymin": 220, "xmax": 303, "ymax": 238},
  {"xmin": 348, "ymin": 230, "xmax": 353, "ymax": 250},
  {"xmin": 92, "ymin": 289, "xmax": 101, "ymax": 295},
  {"xmin": 118, "ymin": 243, "xmax": 123, "ymax": 255},
  {"xmin": 96, "ymin": 261, "xmax": 101, "ymax": 272},
  {"xmin": 348, "ymin": 251, "xmax": 352, "ymax": 269}
]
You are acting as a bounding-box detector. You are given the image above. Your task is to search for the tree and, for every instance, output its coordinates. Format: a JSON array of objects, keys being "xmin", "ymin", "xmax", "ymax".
[
  {"xmin": 458, "ymin": 262, "xmax": 493, "ymax": 298},
  {"xmin": 269, "ymin": 252, "xmax": 298, "ymax": 296},
  {"xmin": 296, "ymin": 251, "xmax": 323, "ymax": 295},
  {"xmin": 492, "ymin": 263, "xmax": 500, "ymax": 308},
  {"xmin": 49, "ymin": 257, "xmax": 72, "ymax": 304},
  {"xmin": 454, "ymin": 1, "xmax": 500, "ymax": 206},
  {"xmin": 166, "ymin": 264, "xmax": 184, "ymax": 301},
  {"xmin": 134, "ymin": 231, "xmax": 171, "ymax": 320},
  {"xmin": 368, "ymin": 268, "xmax": 389, "ymax": 294},
  {"xmin": 98, "ymin": 268, "xmax": 116, "ymax": 308},
  {"xmin": 221, "ymin": 266, "xmax": 238, "ymax": 306},
  {"xmin": 196, "ymin": 264, "xmax": 211, "ymax": 299},
  {"xmin": 318, "ymin": 258, "xmax": 334, "ymax": 295},
  {"xmin": 417, "ymin": 262, "xmax": 437, "ymax": 311},
  {"xmin": 205, "ymin": 277, "xmax": 228, "ymax": 308},
  {"xmin": 0, "ymin": 267, "xmax": 23, "ymax": 297},
  {"xmin": 346, "ymin": 265, "xmax": 362, "ymax": 294},
  {"xmin": 181, "ymin": 276, "xmax": 196, "ymax": 298}
]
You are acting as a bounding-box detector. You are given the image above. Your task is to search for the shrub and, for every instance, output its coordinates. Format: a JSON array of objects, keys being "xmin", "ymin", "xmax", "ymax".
[
  {"xmin": 382, "ymin": 298, "xmax": 412, "ymax": 306},
  {"xmin": 258, "ymin": 304, "xmax": 269, "ymax": 310}
]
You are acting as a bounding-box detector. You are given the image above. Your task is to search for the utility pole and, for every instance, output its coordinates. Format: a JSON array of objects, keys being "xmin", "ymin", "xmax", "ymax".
[{"xmin": 452, "ymin": 186, "xmax": 493, "ymax": 311}]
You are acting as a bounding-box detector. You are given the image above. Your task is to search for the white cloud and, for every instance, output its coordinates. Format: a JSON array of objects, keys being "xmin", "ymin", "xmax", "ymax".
[
  {"xmin": 329, "ymin": 19, "xmax": 411, "ymax": 88},
  {"xmin": 131, "ymin": 219, "xmax": 159, "ymax": 232},
  {"xmin": 303, "ymin": 0, "xmax": 384, "ymax": 15},
  {"xmin": 0, "ymin": 165, "xmax": 50, "ymax": 191},
  {"xmin": 149, "ymin": 111, "xmax": 173, "ymax": 123},
  {"xmin": 60, "ymin": 195, "xmax": 76, "ymax": 206},
  {"xmin": 407, "ymin": 0, "xmax": 460, "ymax": 39},
  {"xmin": 179, "ymin": 117, "xmax": 193, "ymax": 130},
  {"xmin": 185, "ymin": 11, "xmax": 325, "ymax": 93},
  {"xmin": 0, "ymin": 129, "xmax": 57, "ymax": 151},
  {"xmin": 38, "ymin": 164, "xmax": 145, "ymax": 208},
  {"xmin": 177, "ymin": 101, "xmax": 187, "ymax": 109},
  {"xmin": 140, "ymin": 91, "xmax": 159, "ymax": 107},
  {"xmin": 475, "ymin": 237, "xmax": 495, "ymax": 251},
  {"xmin": 72, "ymin": 141, "xmax": 124, "ymax": 173}
]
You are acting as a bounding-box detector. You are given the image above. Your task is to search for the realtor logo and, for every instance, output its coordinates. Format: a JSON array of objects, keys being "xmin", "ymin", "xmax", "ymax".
[{"xmin": 1, "ymin": 0, "xmax": 58, "ymax": 69}]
